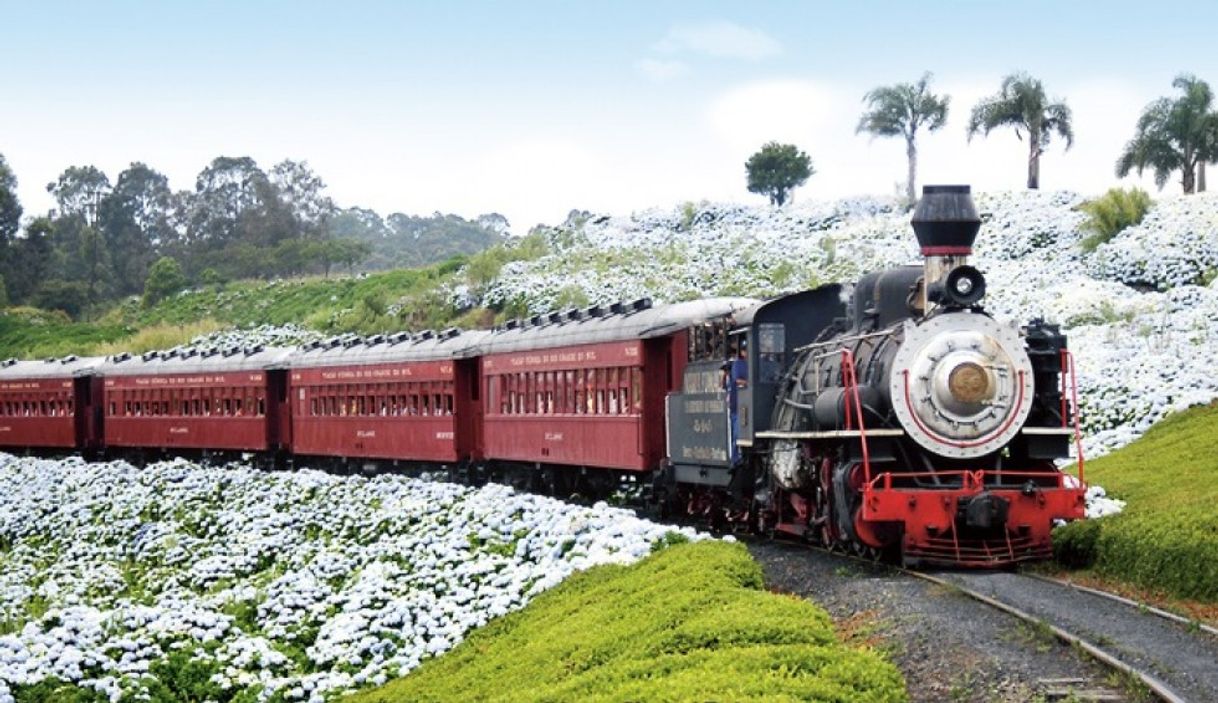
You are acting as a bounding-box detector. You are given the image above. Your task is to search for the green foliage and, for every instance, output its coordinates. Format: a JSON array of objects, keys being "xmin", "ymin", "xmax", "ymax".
[
  {"xmin": 0, "ymin": 156, "xmax": 503, "ymax": 320},
  {"xmin": 679, "ymin": 201, "xmax": 699, "ymax": 231},
  {"xmin": 463, "ymin": 231, "xmax": 549, "ymax": 295},
  {"xmin": 142, "ymin": 256, "xmax": 187, "ymax": 308},
  {"xmin": 332, "ymin": 209, "xmax": 506, "ymax": 272},
  {"xmin": 1052, "ymin": 517, "xmax": 1101, "ymax": 568},
  {"xmin": 0, "ymin": 152, "xmax": 21, "ymax": 244},
  {"xmin": 345, "ymin": 541, "xmax": 906, "ymax": 703},
  {"xmin": 1077, "ymin": 188, "xmax": 1152, "ymax": 252},
  {"xmin": 0, "ymin": 307, "xmax": 131, "ymax": 358},
  {"xmin": 856, "ymin": 72, "xmax": 950, "ymax": 202},
  {"xmin": 138, "ymin": 646, "xmax": 272, "ymax": 703},
  {"xmin": 967, "ymin": 73, "xmax": 1073, "ymax": 189},
  {"xmin": 31, "ymin": 281, "xmax": 92, "ymax": 320},
  {"xmin": 10, "ymin": 678, "xmax": 109, "ymax": 703},
  {"xmin": 1116, "ymin": 74, "xmax": 1218, "ymax": 194},
  {"xmin": 90, "ymin": 320, "xmax": 226, "ymax": 356},
  {"xmin": 745, "ymin": 142, "xmax": 814, "ymax": 207},
  {"xmin": 1054, "ymin": 402, "xmax": 1218, "ymax": 600},
  {"xmin": 198, "ymin": 267, "xmax": 226, "ymax": 288}
]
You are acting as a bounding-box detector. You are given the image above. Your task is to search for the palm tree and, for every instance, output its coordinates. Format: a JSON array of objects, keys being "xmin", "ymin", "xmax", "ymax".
[
  {"xmin": 967, "ymin": 73, "xmax": 1073, "ymax": 189},
  {"xmin": 856, "ymin": 72, "xmax": 950, "ymax": 204},
  {"xmin": 1117, "ymin": 75, "xmax": 1218, "ymax": 194}
]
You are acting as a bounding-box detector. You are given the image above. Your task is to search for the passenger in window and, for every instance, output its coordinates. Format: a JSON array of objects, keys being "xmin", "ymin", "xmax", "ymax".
[{"xmin": 724, "ymin": 340, "xmax": 748, "ymax": 466}]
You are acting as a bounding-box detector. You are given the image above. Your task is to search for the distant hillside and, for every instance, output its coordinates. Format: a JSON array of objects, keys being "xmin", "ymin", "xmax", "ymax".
[
  {"xmin": 0, "ymin": 230, "xmax": 547, "ymax": 360},
  {"xmin": 332, "ymin": 207, "xmax": 509, "ymax": 271}
]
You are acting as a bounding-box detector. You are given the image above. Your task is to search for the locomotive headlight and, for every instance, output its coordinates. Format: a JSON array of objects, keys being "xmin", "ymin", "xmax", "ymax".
[
  {"xmin": 928, "ymin": 265, "xmax": 987, "ymax": 307},
  {"xmin": 889, "ymin": 313, "xmax": 1034, "ymax": 460}
]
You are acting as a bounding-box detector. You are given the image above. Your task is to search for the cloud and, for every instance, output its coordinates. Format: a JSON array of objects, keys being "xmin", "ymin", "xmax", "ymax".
[
  {"xmin": 655, "ymin": 20, "xmax": 781, "ymax": 61},
  {"xmin": 634, "ymin": 58, "xmax": 690, "ymax": 82}
]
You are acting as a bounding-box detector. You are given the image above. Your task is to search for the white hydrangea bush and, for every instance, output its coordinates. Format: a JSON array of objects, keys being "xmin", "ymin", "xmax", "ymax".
[{"xmin": 0, "ymin": 455, "xmax": 699, "ymax": 702}]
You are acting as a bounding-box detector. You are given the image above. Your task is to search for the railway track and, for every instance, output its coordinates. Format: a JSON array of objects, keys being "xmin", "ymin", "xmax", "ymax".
[
  {"xmin": 917, "ymin": 568, "xmax": 1218, "ymax": 702},
  {"xmin": 758, "ymin": 535, "xmax": 1218, "ymax": 702}
]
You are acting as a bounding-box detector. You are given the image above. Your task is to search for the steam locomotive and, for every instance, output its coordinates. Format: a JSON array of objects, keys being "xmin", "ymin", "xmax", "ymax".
[
  {"xmin": 664, "ymin": 185, "xmax": 1086, "ymax": 565},
  {"xmin": 0, "ymin": 186, "xmax": 1084, "ymax": 567}
]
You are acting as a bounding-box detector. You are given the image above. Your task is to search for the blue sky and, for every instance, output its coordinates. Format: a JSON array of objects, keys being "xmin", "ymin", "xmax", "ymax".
[{"xmin": 2, "ymin": 1, "xmax": 1216, "ymax": 230}]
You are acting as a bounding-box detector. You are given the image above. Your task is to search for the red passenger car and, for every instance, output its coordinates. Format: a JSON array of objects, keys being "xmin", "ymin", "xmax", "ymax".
[
  {"xmin": 473, "ymin": 299, "xmax": 754, "ymax": 474},
  {"xmin": 0, "ymin": 357, "xmax": 104, "ymax": 452},
  {"xmin": 98, "ymin": 347, "xmax": 294, "ymax": 453},
  {"xmin": 286, "ymin": 330, "xmax": 487, "ymax": 464}
]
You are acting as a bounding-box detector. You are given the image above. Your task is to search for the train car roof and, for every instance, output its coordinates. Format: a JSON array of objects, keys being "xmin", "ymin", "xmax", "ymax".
[
  {"xmin": 0, "ymin": 356, "xmax": 106, "ymax": 380},
  {"xmin": 96, "ymin": 347, "xmax": 296, "ymax": 376},
  {"xmin": 470, "ymin": 297, "xmax": 759, "ymax": 356},
  {"xmin": 287, "ymin": 329, "xmax": 492, "ymax": 368},
  {"xmin": 729, "ymin": 284, "xmax": 845, "ymax": 329}
]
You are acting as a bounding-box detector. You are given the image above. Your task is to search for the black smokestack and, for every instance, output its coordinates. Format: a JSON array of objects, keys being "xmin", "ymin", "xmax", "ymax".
[{"xmin": 910, "ymin": 185, "xmax": 981, "ymax": 256}]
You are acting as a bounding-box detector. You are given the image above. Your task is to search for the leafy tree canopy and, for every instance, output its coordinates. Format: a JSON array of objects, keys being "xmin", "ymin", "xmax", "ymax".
[
  {"xmin": 857, "ymin": 72, "xmax": 950, "ymax": 202},
  {"xmin": 0, "ymin": 153, "xmax": 21, "ymax": 246},
  {"xmin": 142, "ymin": 256, "xmax": 187, "ymax": 308},
  {"xmin": 967, "ymin": 73, "xmax": 1073, "ymax": 189},
  {"xmin": 1116, "ymin": 74, "xmax": 1218, "ymax": 194},
  {"xmin": 745, "ymin": 142, "xmax": 814, "ymax": 206}
]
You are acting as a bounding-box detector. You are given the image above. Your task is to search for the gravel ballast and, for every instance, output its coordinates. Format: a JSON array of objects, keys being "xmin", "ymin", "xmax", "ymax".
[
  {"xmin": 749, "ymin": 540, "xmax": 1129, "ymax": 703},
  {"xmin": 934, "ymin": 570, "xmax": 1218, "ymax": 701}
]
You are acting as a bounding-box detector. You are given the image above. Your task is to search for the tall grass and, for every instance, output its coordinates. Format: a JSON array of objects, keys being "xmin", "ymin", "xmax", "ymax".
[
  {"xmin": 1054, "ymin": 401, "xmax": 1218, "ymax": 600},
  {"xmin": 88, "ymin": 320, "xmax": 227, "ymax": 356}
]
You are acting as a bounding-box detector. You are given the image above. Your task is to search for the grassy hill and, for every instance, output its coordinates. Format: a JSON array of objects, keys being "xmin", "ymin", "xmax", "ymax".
[
  {"xmin": 345, "ymin": 540, "xmax": 906, "ymax": 703},
  {"xmin": 0, "ymin": 231, "xmax": 548, "ymax": 360},
  {"xmin": 1054, "ymin": 401, "xmax": 1218, "ymax": 601}
]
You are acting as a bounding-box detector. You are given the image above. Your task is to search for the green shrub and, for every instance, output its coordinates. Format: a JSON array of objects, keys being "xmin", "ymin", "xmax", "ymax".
[
  {"xmin": 1077, "ymin": 187, "xmax": 1152, "ymax": 253},
  {"xmin": 1052, "ymin": 517, "xmax": 1099, "ymax": 568},
  {"xmin": 10, "ymin": 678, "xmax": 109, "ymax": 703},
  {"xmin": 1053, "ymin": 401, "xmax": 1218, "ymax": 600},
  {"xmin": 143, "ymin": 257, "xmax": 188, "ymax": 308},
  {"xmin": 345, "ymin": 541, "xmax": 906, "ymax": 703}
]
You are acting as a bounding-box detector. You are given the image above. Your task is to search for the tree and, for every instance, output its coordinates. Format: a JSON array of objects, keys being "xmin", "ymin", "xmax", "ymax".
[
  {"xmin": 745, "ymin": 142, "xmax": 814, "ymax": 206},
  {"xmin": 33, "ymin": 280, "xmax": 90, "ymax": 319},
  {"xmin": 77, "ymin": 225, "xmax": 113, "ymax": 301},
  {"xmin": 142, "ymin": 256, "xmax": 186, "ymax": 307},
  {"xmin": 856, "ymin": 72, "xmax": 950, "ymax": 203},
  {"xmin": 186, "ymin": 156, "xmax": 273, "ymax": 246},
  {"xmin": 7, "ymin": 217, "xmax": 53, "ymax": 304},
  {"xmin": 0, "ymin": 153, "xmax": 21, "ymax": 249},
  {"xmin": 47, "ymin": 165, "xmax": 111, "ymax": 226},
  {"xmin": 270, "ymin": 159, "xmax": 336, "ymax": 236},
  {"xmin": 1116, "ymin": 74, "xmax": 1218, "ymax": 194},
  {"xmin": 98, "ymin": 163, "xmax": 176, "ymax": 296},
  {"xmin": 336, "ymin": 238, "xmax": 372, "ymax": 274},
  {"xmin": 967, "ymin": 73, "xmax": 1073, "ymax": 189}
]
